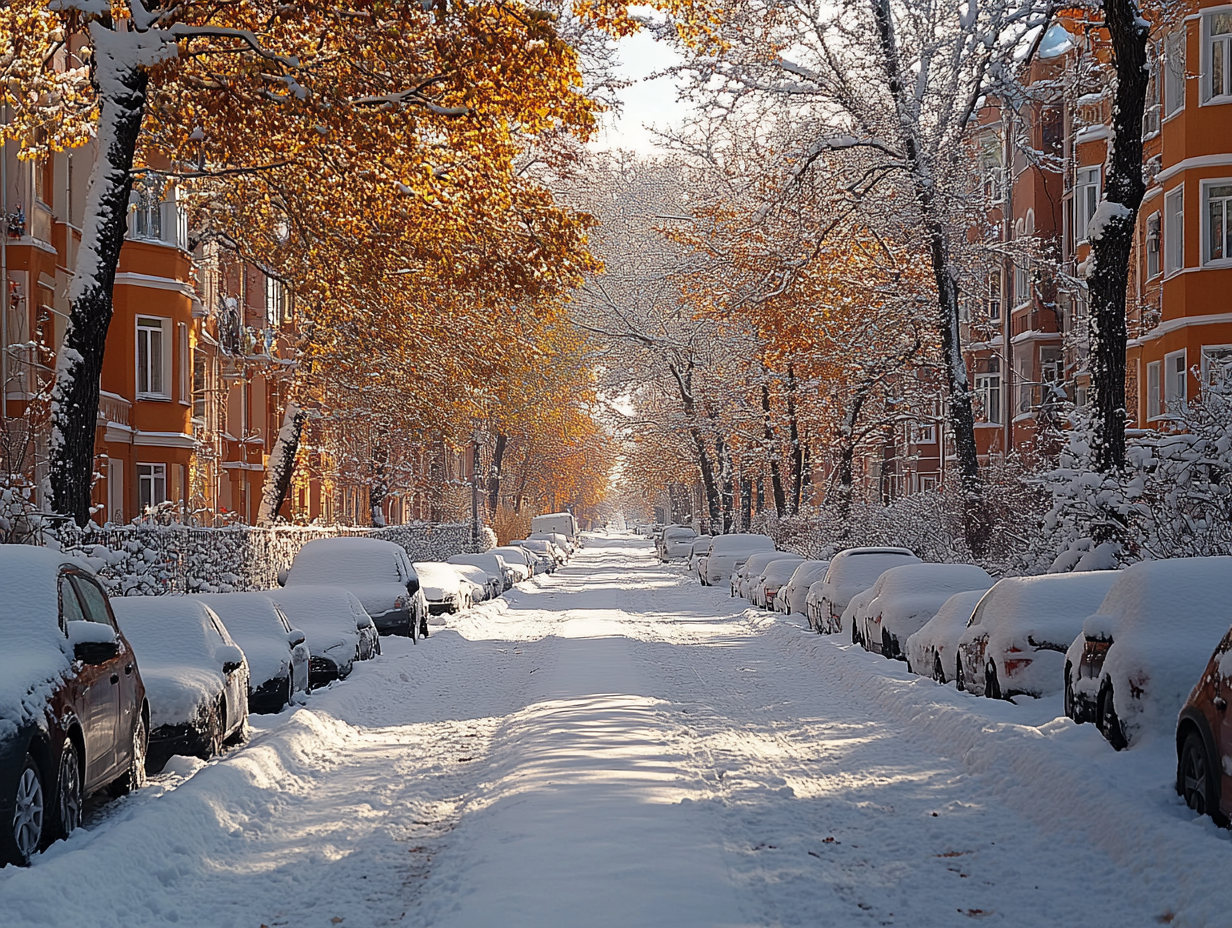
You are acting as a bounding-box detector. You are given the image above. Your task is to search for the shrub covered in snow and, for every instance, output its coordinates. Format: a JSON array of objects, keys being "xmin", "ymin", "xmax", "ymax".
[{"xmin": 43, "ymin": 521, "xmax": 489, "ymax": 597}]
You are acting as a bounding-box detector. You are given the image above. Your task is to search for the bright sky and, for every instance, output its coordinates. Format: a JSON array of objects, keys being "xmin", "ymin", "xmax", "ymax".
[{"xmin": 592, "ymin": 20, "xmax": 693, "ymax": 156}]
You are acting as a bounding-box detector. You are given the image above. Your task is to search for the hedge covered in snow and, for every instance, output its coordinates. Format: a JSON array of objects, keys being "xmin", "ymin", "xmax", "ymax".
[{"xmin": 48, "ymin": 521, "xmax": 493, "ymax": 596}]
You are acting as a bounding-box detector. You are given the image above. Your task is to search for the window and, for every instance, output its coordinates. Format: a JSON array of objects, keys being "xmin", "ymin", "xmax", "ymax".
[
  {"xmin": 1205, "ymin": 182, "xmax": 1232, "ymax": 263},
  {"xmin": 193, "ymin": 352, "xmax": 207, "ymax": 420},
  {"xmin": 264, "ymin": 276, "xmax": 286, "ymax": 328},
  {"xmin": 1165, "ymin": 29, "xmax": 1186, "ymax": 116},
  {"xmin": 1165, "ymin": 186, "xmax": 1185, "ymax": 274},
  {"xmin": 988, "ymin": 271, "xmax": 1002, "ymax": 321},
  {"xmin": 136, "ymin": 316, "xmax": 170, "ymax": 398},
  {"xmin": 913, "ymin": 421, "xmax": 936, "ymax": 444},
  {"xmin": 1146, "ymin": 212, "xmax": 1162, "ymax": 278},
  {"xmin": 1204, "ymin": 11, "xmax": 1232, "ymax": 102},
  {"xmin": 59, "ymin": 575, "xmax": 86, "ymax": 628},
  {"xmin": 72, "ymin": 575, "xmax": 117, "ymax": 629},
  {"xmin": 1076, "ymin": 384, "xmax": 1089, "ymax": 410},
  {"xmin": 1143, "ymin": 52, "xmax": 1161, "ymax": 136},
  {"xmin": 1015, "ymin": 259, "xmax": 1031, "ymax": 307},
  {"xmin": 920, "ymin": 475, "xmax": 939, "ymax": 492},
  {"xmin": 1147, "ymin": 361, "xmax": 1162, "ymax": 418},
  {"xmin": 137, "ymin": 463, "xmax": 167, "ymax": 512},
  {"xmin": 1202, "ymin": 345, "xmax": 1232, "ymax": 387},
  {"xmin": 131, "ymin": 178, "xmax": 163, "ymax": 240},
  {"xmin": 1165, "ymin": 349, "xmax": 1187, "ymax": 412},
  {"xmin": 1041, "ymin": 346, "xmax": 1063, "ymax": 383},
  {"xmin": 178, "ymin": 322, "xmax": 190, "ymax": 403},
  {"xmin": 975, "ymin": 360, "xmax": 1002, "ymax": 424},
  {"xmin": 1076, "ymin": 167, "xmax": 1101, "ymax": 244}
]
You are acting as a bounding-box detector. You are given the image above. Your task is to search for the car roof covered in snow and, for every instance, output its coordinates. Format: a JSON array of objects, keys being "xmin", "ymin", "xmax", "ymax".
[
  {"xmin": 759, "ymin": 556, "xmax": 809, "ymax": 585},
  {"xmin": 451, "ymin": 564, "xmax": 490, "ymax": 588},
  {"xmin": 0, "ymin": 547, "xmax": 82, "ymax": 735},
  {"xmin": 448, "ymin": 553, "xmax": 508, "ymax": 582},
  {"xmin": 259, "ymin": 586, "xmax": 367, "ymax": 656},
  {"xmin": 966, "ymin": 571, "xmax": 1120, "ymax": 650},
  {"xmin": 111, "ymin": 596, "xmax": 240, "ymax": 728},
  {"xmin": 708, "ymin": 534, "xmax": 776, "ymax": 555},
  {"xmin": 286, "ymin": 537, "xmax": 412, "ymax": 586},
  {"xmin": 821, "ymin": 548, "xmax": 922, "ymax": 609},
  {"xmin": 906, "ymin": 588, "xmax": 989, "ymax": 673},
  {"xmin": 787, "ymin": 561, "xmax": 830, "ymax": 587},
  {"xmin": 194, "ymin": 592, "xmax": 294, "ymax": 689}
]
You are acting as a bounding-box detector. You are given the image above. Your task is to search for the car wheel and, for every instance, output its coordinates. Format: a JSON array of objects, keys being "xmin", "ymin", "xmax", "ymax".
[
  {"xmin": 955, "ymin": 658, "xmax": 966, "ymax": 692},
  {"xmin": 4, "ymin": 753, "xmax": 47, "ymax": 866},
  {"xmin": 420, "ymin": 614, "xmax": 430, "ymax": 638},
  {"xmin": 851, "ymin": 620, "xmax": 860, "ymax": 646},
  {"xmin": 1064, "ymin": 662, "xmax": 1076, "ymax": 719},
  {"xmin": 112, "ymin": 713, "xmax": 148, "ymax": 796},
  {"xmin": 375, "ymin": 635, "xmax": 382, "ymax": 657},
  {"xmin": 882, "ymin": 628, "xmax": 894, "ymax": 659},
  {"xmin": 933, "ymin": 654, "xmax": 946, "ymax": 684},
  {"xmin": 56, "ymin": 739, "xmax": 82, "ymax": 841},
  {"xmin": 1097, "ymin": 682, "xmax": 1129, "ymax": 751},
  {"xmin": 204, "ymin": 702, "xmax": 225, "ymax": 759},
  {"xmin": 985, "ymin": 663, "xmax": 1002, "ymax": 700},
  {"xmin": 1179, "ymin": 730, "xmax": 1219, "ymax": 820}
]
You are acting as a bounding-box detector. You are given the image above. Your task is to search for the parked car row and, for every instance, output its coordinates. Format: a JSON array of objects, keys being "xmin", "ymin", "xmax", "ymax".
[
  {"xmin": 677, "ymin": 534, "xmax": 1232, "ymax": 829},
  {"xmin": 1, "ymin": 527, "xmax": 579, "ymax": 868}
]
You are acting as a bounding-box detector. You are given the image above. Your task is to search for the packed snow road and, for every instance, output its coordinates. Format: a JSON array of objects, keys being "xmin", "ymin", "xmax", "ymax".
[{"xmin": 2, "ymin": 535, "xmax": 1229, "ymax": 927}]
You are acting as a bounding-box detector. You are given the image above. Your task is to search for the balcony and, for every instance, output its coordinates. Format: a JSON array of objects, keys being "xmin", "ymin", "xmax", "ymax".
[{"xmin": 98, "ymin": 391, "xmax": 132, "ymax": 428}]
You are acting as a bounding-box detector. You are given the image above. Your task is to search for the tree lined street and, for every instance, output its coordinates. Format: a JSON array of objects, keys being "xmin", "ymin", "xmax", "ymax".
[{"xmin": 1, "ymin": 534, "xmax": 1221, "ymax": 926}]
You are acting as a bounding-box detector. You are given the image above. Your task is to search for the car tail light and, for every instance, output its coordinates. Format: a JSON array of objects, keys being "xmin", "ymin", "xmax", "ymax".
[
  {"xmin": 395, "ymin": 595, "xmax": 406, "ymax": 609},
  {"xmin": 1003, "ymin": 656, "xmax": 1033, "ymax": 676}
]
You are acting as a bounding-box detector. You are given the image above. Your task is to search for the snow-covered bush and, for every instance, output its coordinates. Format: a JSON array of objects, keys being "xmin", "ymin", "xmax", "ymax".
[{"xmin": 48, "ymin": 521, "xmax": 490, "ymax": 596}]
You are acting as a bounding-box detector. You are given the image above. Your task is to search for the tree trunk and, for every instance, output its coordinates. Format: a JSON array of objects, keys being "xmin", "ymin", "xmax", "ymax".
[
  {"xmin": 49, "ymin": 46, "xmax": 148, "ymax": 524},
  {"xmin": 786, "ymin": 365, "xmax": 804, "ymax": 514},
  {"xmin": 717, "ymin": 435, "xmax": 734, "ymax": 532},
  {"xmin": 487, "ymin": 431, "xmax": 508, "ymax": 518},
  {"xmin": 1088, "ymin": 0, "xmax": 1149, "ymax": 476},
  {"xmin": 368, "ymin": 435, "xmax": 389, "ymax": 527},
  {"xmin": 257, "ymin": 401, "xmax": 307, "ymax": 525},
  {"xmin": 740, "ymin": 473, "xmax": 752, "ymax": 530},
  {"xmin": 761, "ymin": 381, "xmax": 787, "ymax": 516}
]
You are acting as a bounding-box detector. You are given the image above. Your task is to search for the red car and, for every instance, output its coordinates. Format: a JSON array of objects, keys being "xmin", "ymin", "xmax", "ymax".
[
  {"xmin": 1, "ymin": 548, "xmax": 149, "ymax": 866},
  {"xmin": 1177, "ymin": 625, "xmax": 1232, "ymax": 824}
]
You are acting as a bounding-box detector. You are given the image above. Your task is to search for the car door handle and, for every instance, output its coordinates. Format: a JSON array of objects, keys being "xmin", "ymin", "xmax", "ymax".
[{"xmin": 111, "ymin": 674, "xmax": 120, "ymax": 685}]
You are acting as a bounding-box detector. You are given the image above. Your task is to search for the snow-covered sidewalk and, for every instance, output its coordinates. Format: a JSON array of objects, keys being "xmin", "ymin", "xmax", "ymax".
[{"xmin": 2, "ymin": 535, "xmax": 1228, "ymax": 927}]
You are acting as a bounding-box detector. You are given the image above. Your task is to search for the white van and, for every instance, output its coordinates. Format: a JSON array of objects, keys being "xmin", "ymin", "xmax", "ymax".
[{"xmin": 531, "ymin": 512, "xmax": 579, "ymax": 540}]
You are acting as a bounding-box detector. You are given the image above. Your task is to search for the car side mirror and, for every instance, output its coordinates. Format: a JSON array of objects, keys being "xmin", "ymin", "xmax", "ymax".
[
  {"xmin": 217, "ymin": 643, "xmax": 245, "ymax": 674},
  {"xmin": 287, "ymin": 629, "xmax": 306, "ymax": 648},
  {"xmin": 66, "ymin": 620, "xmax": 119, "ymax": 664},
  {"xmin": 276, "ymin": 569, "xmax": 289, "ymax": 587}
]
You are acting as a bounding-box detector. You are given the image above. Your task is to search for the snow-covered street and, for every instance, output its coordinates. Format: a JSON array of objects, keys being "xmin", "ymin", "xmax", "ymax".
[{"xmin": 2, "ymin": 534, "xmax": 1229, "ymax": 927}]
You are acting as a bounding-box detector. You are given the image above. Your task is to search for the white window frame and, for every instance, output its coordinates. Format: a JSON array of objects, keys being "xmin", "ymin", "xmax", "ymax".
[
  {"xmin": 1165, "ymin": 28, "xmax": 1187, "ymax": 117},
  {"xmin": 136, "ymin": 316, "xmax": 171, "ymax": 400},
  {"xmin": 915, "ymin": 421, "xmax": 936, "ymax": 444},
  {"xmin": 1165, "ymin": 348, "xmax": 1188, "ymax": 414},
  {"xmin": 137, "ymin": 463, "xmax": 167, "ymax": 513},
  {"xmin": 1165, "ymin": 185, "xmax": 1185, "ymax": 276},
  {"xmin": 1147, "ymin": 360, "xmax": 1162, "ymax": 419},
  {"xmin": 1076, "ymin": 167, "xmax": 1101, "ymax": 245},
  {"xmin": 264, "ymin": 276, "xmax": 285, "ymax": 328},
  {"xmin": 1015, "ymin": 259, "xmax": 1031, "ymax": 309},
  {"xmin": 1146, "ymin": 211, "xmax": 1162, "ymax": 279},
  {"xmin": 975, "ymin": 369, "xmax": 1002, "ymax": 425},
  {"xmin": 178, "ymin": 322, "xmax": 190, "ymax": 405},
  {"xmin": 1202, "ymin": 178, "xmax": 1232, "ymax": 265},
  {"xmin": 1202, "ymin": 344, "xmax": 1232, "ymax": 387},
  {"xmin": 1202, "ymin": 9, "xmax": 1232, "ymax": 104},
  {"xmin": 1143, "ymin": 50, "xmax": 1161, "ymax": 137},
  {"xmin": 988, "ymin": 270, "xmax": 1002, "ymax": 321}
]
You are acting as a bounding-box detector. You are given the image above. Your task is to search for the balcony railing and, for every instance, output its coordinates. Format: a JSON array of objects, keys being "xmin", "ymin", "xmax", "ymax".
[{"xmin": 98, "ymin": 391, "xmax": 132, "ymax": 428}]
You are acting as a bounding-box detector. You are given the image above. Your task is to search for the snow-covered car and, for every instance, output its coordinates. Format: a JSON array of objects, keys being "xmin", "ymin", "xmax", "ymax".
[
  {"xmin": 734, "ymin": 551, "xmax": 786, "ymax": 599},
  {"xmin": 906, "ymin": 590, "xmax": 988, "ymax": 684},
  {"xmin": 955, "ymin": 571, "xmax": 1120, "ymax": 699},
  {"xmin": 703, "ymin": 534, "xmax": 776, "ymax": 586},
  {"xmin": 1177, "ymin": 615, "xmax": 1232, "ymax": 823},
  {"xmin": 528, "ymin": 532, "xmax": 574, "ymax": 558},
  {"xmin": 687, "ymin": 536, "xmax": 713, "ymax": 578},
  {"xmin": 261, "ymin": 587, "xmax": 379, "ymax": 687},
  {"xmin": 111, "ymin": 597, "xmax": 249, "ymax": 774},
  {"xmin": 195, "ymin": 592, "xmax": 311, "ymax": 714},
  {"xmin": 510, "ymin": 540, "xmax": 558, "ymax": 574},
  {"xmin": 659, "ymin": 525, "xmax": 698, "ymax": 561},
  {"xmin": 778, "ymin": 561, "xmax": 829, "ymax": 616},
  {"xmin": 814, "ymin": 547, "xmax": 922, "ymax": 636},
  {"xmin": 531, "ymin": 512, "xmax": 579, "ymax": 542},
  {"xmin": 859, "ymin": 564, "xmax": 994, "ymax": 661},
  {"xmin": 1065, "ymin": 557, "xmax": 1232, "ymax": 749},
  {"xmin": 490, "ymin": 545, "xmax": 536, "ymax": 581},
  {"xmin": 0, "ymin": 548, "xmax": 149, "ymax": 866},
  {"xmin": 451, "ymin": 563, "xmax": 501, "ymax": 603},
  {"xmin": 414, "ymin": 562, "xmax": 475, "ymax": 616},
  {"xmin": 282, "ymin": 537, "xmax": 426, "ymax": 638},
  {"xmin": 448, "ymin": 552, "xmax": 513, "ymax": 592},
  {"xmin": 753, "ymin": 556, "xmax": 807, "ymax": 610}
]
